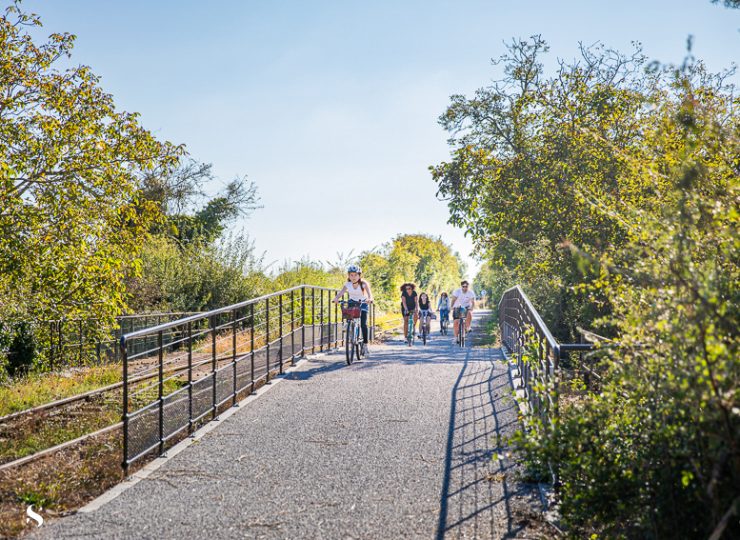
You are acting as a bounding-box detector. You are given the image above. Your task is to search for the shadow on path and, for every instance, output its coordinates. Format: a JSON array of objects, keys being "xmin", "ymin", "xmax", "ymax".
[{"xmin": 434, "ymin": 317, "xmax": 528, "ymax": 539}]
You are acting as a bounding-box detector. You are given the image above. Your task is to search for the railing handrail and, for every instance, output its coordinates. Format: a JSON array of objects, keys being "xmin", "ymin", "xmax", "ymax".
[
  {"xmin": 499, "ymin": 285, "xmax": 560, "ymax": 353},
  {"xmin": 120, "ymin": 284, "xmax": 340, "ymax": 345}
]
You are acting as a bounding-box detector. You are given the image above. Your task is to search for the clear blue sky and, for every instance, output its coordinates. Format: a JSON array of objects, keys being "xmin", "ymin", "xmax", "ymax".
[{"xmin": 23, "ymin": 0, "xmax": 739, "ymax": 278}]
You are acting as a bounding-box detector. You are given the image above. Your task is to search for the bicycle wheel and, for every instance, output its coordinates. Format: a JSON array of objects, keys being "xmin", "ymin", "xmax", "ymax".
[
  {"xmin": 345, "ymin": 321, "xmax": 355, "ymax": 365},
  {"xmin": 407, "ymin": 319, "xmax": 413, "ymax": 346},
  {"xmin": 422, "ymin": 324, "xmax": 427, "ymax": 345},
  {"xmin": 460, "ymin": 324, "xmax": 466, "ymax": 347}
]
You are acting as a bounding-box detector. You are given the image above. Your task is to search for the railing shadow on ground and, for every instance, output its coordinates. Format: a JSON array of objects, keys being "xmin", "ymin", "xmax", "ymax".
[
  {"xmin": 434, "ymin": 345, "xmax": 528, "ymax": 540},
  {"xmin": 281, "ymin": 357, "xmax": 348, "ymax": 381}
]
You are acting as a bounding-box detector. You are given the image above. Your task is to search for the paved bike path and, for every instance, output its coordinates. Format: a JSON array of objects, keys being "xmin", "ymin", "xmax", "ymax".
[{"xmin": 32, "ymin": 312, "xmax": 527, "ymax": 539}]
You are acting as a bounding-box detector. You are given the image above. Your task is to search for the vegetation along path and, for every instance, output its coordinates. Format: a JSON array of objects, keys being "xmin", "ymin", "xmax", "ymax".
[{"xmin": 31, "ymin": 311, "xmax": 540, "ymax": 539}]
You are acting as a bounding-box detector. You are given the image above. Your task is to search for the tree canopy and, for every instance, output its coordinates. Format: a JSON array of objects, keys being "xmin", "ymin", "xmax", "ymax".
[
  {"xmin": 434, "ymin": 35, "xmax": 739, "ymax": 538},
  {"xmin": 0, "ymin": 3, "xmax": 180, "ymax": 324}
]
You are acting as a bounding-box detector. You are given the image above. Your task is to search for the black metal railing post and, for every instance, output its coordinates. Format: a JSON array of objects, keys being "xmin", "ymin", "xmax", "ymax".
[
  {"xmin": 232, "ymin": 308, "xmax": 238, "ymax": 406},
  {"xmin": 301, "ymin": 287, "xmax": 306, "ymax": 357},
  {"xmin": 265, "ymin": 297, "xmax": 270, "ymax": 383},
  {"xmin": 311, "ymin": 287, "xmax": 315, "ymax": 354},
  {"xmin": 250, "ymin": 303, "xmax": 256, "ymax": 393},
  {"xmin": 279, "ymin": 294, "xmax": 284, "ymax": 374},
  {"xmin": 320, "ymin": 288, "xmax": 324, "ymax": 352},
  {"xmin": 291, "ymin": 290, "xmax": 296, "ymax": 364},
  {"xmin": 121, "ymin": 337, "xmax": 129, "ymax": 475},
  {"xmin": 334, "ymin": 295, "xmax": 339, "ymax": 347},
  {"xmin": 211, "ymin": 315, "xmax": 217, "ymax": 419},
  {"xmin": 158, "ymin": 330, "xmax": 164, "ymax": 456},
  {"xmin": 187, "ymin": 321, "xmax": 193, "ymax": 433}
]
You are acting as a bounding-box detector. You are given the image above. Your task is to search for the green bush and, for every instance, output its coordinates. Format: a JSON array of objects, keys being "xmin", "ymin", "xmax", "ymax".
[
  {"xmin": 0, "ymin": 322, "xmax": 37, "ymax": 377},
  {"xmin": 507, "ymin": 58, "xmax": 738, "ymax": 538}
]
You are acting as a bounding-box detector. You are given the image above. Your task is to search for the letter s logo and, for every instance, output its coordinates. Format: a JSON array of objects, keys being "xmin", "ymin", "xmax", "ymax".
[{"xmin": 26, "ymin": 504, "xmax": 44, "ymax": 527}]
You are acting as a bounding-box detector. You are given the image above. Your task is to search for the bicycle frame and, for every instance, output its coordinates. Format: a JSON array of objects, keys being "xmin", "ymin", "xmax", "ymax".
[
  {"xmin": 404, "ymin": 310, "xmax": 415, "ymax": 346},
  {"xmin": 455, "ymin": 306, "xmax": 468, "ymax": 347},
  {"xmin": 419, "ymin": 310, "xmax": 431, "ymax": 345},
  {"xmin": 340, "ymin": 300, "xmax": 367, "ymax": 364}
]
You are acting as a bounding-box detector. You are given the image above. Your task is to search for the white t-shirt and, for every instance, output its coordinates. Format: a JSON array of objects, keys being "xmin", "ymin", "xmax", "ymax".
[
  {"xmin": 451, "ymin": 288, "xmax": 476, "ymax": 309},
  {"xmin": 345, "ymin": 280, "xmax": 367, "ymax": 301}
]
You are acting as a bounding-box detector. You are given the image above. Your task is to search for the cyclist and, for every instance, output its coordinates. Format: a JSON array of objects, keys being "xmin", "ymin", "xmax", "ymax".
[
  {"xmin": 333, "ymin": 265, "xmax": 374, "ymax": 354},
  {"xmin": 418, "ymin": 292, "xmax": 434, "ymax": 339},
  {"xmin": 451, "ymin": 280, "xmax": 476, "ymax": 343},
  {"xmin": 437, "ymin": 292, "xmax": 450, "ymax": 333},
  {"xmin": 400, "ymin": 283, "xmax": 418, "ymax": 339}
]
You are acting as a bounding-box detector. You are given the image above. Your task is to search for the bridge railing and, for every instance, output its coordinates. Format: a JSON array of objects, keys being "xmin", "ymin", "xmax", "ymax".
[
  {"xmin": 498, "ymin": 285, "xmax": 592, "ymax": 423},
  {"xmin": 120, "ymin": 284, "xmax": 375, "ymax": 473}
]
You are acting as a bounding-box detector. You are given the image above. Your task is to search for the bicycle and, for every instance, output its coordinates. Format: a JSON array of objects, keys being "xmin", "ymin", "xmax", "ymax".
[
  {"xmin": 440, "ymin": 310, "xmax": 449, "ymax": 336},
  {"xmin": 340, "ymin": 300, "xmax": 367, "ymax": 365},
  {"xmin": 419, "ymin": 309, "xmax": 431, "ymax": 345},
  {"xmin": 403, "ymin": 308, "xmax": 415, "ymax": 347},
  {"xmin": 454, "ymin": 306, "xmax": 468, "ymax": 347}
]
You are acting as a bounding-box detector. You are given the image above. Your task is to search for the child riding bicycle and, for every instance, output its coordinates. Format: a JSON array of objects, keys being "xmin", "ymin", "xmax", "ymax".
[
  {"xmin": 437, "ymin": 292, "xmax": 450, "ymax": 333},
  {"xmin": 418, "ymin": 292, "xmax": 434, "ymax": 339},
  {"xmin": 333, "ymin": 265, "xmax": 374, "ymax": 354}
]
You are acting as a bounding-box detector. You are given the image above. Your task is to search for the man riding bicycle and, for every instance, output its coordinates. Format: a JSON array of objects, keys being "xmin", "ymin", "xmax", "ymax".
[{"xmin": 451, "ymin": 280, "xmax": 475, "ymax": 344}]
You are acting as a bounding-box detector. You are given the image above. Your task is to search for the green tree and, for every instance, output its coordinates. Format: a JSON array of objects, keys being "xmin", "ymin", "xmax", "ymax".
[
  {"xmin": 0, "ymin": 3, "xmax": 179, "ymax": 329},
  {"xmin": 129, "ymin": 234, "xmax": 267, "ymax": 312},
  {"xmin": 447, "ymin": 36, "xmax": 739, "ymax": 538},
  {"xmin": 359, "ymin": 234, "xmax": 464, "ymax": 310},
  {"xmin": 433, "ymin": 36, "xmax": 669, "ymax": 338},
  {"xmin": 142, "ymin": 158, "xmax": 260, "ymax": 245}
]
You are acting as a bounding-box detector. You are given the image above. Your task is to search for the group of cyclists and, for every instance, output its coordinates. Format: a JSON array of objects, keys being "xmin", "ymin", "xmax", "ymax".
[
  {"xmin": 332, "ymin": 264, "xmax": 476, "ymax": 350},
  {"xmin": 400, "ymin": 280, "xmax": 475, "ymax": 344}
]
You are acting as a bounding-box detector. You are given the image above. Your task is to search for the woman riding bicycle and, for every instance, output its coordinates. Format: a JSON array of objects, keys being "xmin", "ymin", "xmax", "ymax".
[
  {"xmin": 418, "ymin": 292, "xmax": 434, "ymax": 339},
  {"xmin": 400, "ymin": 283, "xmax": 418, "ymax": 338},
  {"xmin": 437, "ymin": 292, "xmax": 450, "ymax": 333},
  {"xmin": 333, "ymin": 265, "xmax": 374, "ymax": 354}
]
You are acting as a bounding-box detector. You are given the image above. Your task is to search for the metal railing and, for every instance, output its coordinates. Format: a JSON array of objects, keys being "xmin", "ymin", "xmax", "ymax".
[
  {"xmin": 120, "ymin": 284, "xmax": 376, "ymax": 473},
  {"xmin": 1, "ymin": 313, "xmax": 200, "ymax": 371},
  {"xmin": 498, "ymin": 285, "xmax": 592, "ymax": 423}
]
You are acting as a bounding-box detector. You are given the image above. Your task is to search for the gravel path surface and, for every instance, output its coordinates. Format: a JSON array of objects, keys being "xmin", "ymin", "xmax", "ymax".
[{"xmin": 31, "ymin": 311, "xmax": 530, "ymax": 539}]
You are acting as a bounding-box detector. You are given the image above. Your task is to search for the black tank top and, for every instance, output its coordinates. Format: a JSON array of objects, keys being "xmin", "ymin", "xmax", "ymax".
[
  {"xmin": 401, "ymin": 290, "xmax": 417, "ymax": 311},
  {"xmin": 419, "ymin": 297, "xmax": 431, "ymax": 310}
]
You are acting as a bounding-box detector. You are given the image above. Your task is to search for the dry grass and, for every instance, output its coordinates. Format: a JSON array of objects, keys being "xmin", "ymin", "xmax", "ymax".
[
  {"xmin": 0, "ymin": 431, "xmax": 123, "ymax": 539},
  {"xmin": 0, "ymin": 365, "xmax": 122, "ymax": 418}
]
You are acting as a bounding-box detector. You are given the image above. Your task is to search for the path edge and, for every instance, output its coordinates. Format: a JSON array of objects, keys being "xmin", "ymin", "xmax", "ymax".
[{"xmin": 77, "ymin": 351, "xmax": 333, "ymax": 514}]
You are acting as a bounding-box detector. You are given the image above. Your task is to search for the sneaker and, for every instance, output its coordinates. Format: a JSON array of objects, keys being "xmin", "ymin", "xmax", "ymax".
[{"xmin": 361, "ymin": 343, "xmax": 368, "ymax": 356}]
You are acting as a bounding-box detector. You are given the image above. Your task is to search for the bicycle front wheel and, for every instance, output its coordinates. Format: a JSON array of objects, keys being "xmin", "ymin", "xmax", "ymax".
[{"xmin": 345, "ymin": 322, "xmax": 355, "ymax": 365}]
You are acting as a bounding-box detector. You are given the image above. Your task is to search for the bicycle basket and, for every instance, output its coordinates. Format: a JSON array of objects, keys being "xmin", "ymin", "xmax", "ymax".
[{"xmin": 342, "ymin": 306, "xmax": 362, "ymax": 319}]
